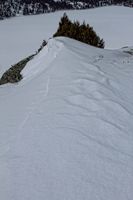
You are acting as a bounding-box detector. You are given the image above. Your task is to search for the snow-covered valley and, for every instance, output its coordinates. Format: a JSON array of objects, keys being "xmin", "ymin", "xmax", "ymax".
[{"xmin": 0, "ymin": 6, "xmax": 133, "ymax": 200}]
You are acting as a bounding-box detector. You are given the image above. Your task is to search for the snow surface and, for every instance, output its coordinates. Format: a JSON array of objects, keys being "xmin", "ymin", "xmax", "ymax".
[
  {"xmin": 0, "ymin": 6, "xmax": 133, "ymax": 75},
  {"xmin": 0, "ymin": 37, "xmax": 133, "ymax": 200}
]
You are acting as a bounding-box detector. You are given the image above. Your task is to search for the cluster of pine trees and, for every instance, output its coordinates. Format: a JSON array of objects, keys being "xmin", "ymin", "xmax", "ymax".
[
  {"xmin": 0, "ymin": 0, "xmax": 133, "ymax": 19},
  {"xmin": 0, "ymin": 0, "xmax": 73, "ymax": 19},
  {"xmin": 53, "ymin": 13, "xmax": 105, "ymax": 48}
]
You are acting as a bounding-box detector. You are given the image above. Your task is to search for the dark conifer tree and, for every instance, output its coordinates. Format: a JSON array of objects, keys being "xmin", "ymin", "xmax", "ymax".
[{"xmin": 53, "ymin": 13, "xmax": 105, "ymax": 48}]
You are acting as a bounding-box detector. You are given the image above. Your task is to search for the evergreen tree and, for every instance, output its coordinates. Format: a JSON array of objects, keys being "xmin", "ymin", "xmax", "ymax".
[{"xmin": 53, "ymin": 13, "xmax": 105, "ymax": 48}]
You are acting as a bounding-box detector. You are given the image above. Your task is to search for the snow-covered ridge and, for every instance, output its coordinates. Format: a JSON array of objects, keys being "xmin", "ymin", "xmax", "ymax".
[
  {"xmin": 22, "ymin": 38, "xmax": 64, "ymax": 81},
  {"xmin": 1, "ymin": 5, "xmax": 133, "ymax": 75},
  {"xmin": 0, "ymin": 37, "xmax": 133, "ymax": 200}
]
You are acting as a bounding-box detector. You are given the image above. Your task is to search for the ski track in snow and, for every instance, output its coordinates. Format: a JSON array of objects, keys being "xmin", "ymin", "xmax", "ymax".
[{"xmin": 19, "ymin": 77, "xmax": 50, "ymax": 131}]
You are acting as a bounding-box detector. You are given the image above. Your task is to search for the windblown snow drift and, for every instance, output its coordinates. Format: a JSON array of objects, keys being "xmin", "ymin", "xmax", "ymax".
[{"xmin": 0, "ymin": 37, "xmax": 133, "ymax": 200}]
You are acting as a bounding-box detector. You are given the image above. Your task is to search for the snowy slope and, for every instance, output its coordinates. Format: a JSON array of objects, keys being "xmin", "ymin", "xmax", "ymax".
[
  {"xmin": 0, "ymin": 6, "xmax": 133, "ymax": 75},
  {"xmin": 0, "ymin": 37, "xmax": 133, "ymax": 200}
]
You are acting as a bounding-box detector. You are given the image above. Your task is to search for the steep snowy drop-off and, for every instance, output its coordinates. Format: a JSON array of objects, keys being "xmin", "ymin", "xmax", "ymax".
[{"xmin": 0, "ymin": 37, "xmax": 133, "ymax": 200}]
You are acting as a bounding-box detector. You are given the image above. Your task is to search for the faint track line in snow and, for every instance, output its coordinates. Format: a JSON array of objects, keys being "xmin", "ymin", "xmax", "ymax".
[
  {"xmin": 55, "ymin": 126, "xmax": 133, "ymax": 159},
  {"xmin": 102, "ymin": 98, "xmax": 133, "ymax": 117},
  {"xmin": 57, "ymin": 111, "xmax": 131, "ymax": 140},
  {"xmin": 19, "ymin": 77, "xmax": 50, "ymax": 131}
]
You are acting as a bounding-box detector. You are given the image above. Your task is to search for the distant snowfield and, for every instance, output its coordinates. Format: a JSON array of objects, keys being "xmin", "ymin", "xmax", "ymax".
[
  {"xmin": 0, "ymin": 37, "xmax": 133, "ymax": 200},
  {"xmin": 0, "ymin": 6, "xmax": 133, "ymax": 74}
]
